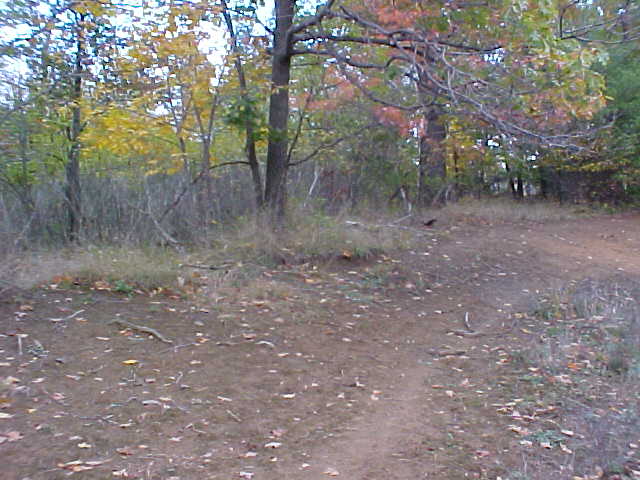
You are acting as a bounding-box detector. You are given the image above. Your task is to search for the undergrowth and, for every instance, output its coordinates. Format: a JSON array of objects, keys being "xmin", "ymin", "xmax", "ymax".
[
  {"xmin": 0, "ymin": 199, "xmax": 600, "ymax": 296},
  {"xmin": 441, "ymin": 197, "xmax": 585, "ymax": 223},
  {"xmin": 504, "ymin": 277, "xmax": 640, "ymax": 479}
]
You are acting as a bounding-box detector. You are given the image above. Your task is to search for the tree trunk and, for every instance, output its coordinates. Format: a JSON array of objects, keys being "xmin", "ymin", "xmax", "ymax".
[
  {"xmin": 516, "ymin": 175, "xmax": 525, "ymax": 199},
  {"xmin": 264, "ymin": 0, "xmax": 294, "ymax": 225},
  {"xmin": 65, "ymin": 14, "xmax": 85, "ymax": 242},
  {"xmin": 417, "ymin": 108, "xmax": 447, "ymax": 205},
  {"xmin": 505, "ymin": 160, "xmax": 517, "ymax": 198},
  {"xmin": 221, "ymin": 0, "xmax": 264, "ymax": 210},
  {"xmin": 198, "ymin": 137, "xmax": 213, "ymax": 227}
]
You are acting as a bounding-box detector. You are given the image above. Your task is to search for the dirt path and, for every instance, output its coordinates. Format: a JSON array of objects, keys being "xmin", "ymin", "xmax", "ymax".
[
  {"xmin": 1, "ymin": 213, "xmax": 639, "ymax": 480},
  {"xmin": 285, "ymin": 213, "xmax": 640, "ymax": 479}
]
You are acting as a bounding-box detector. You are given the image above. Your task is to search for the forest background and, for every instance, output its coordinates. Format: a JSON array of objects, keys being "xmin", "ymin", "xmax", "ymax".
[{"xmin": 0, "ymin": 0, "xmax": 638, "ymax": 253}]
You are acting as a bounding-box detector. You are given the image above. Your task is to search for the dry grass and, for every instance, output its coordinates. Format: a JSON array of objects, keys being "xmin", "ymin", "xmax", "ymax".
[
  {"xmin": 1, "ymin": 246, "xmax": 181, "ymax": 292},
  {"xmin": 440, "ymin": 197, "xmax": 586, "ymax": 224},
  {"xmin": 199, "ymin": 207, "xmax": 415, "ymax": 267},
  {"xmin": 1, "ymin": 208, "xmax": 416, "ymax": 294},
  {"xmin": 506, "ymin": 277, "xmax": 640, "ymax": 479},
  {"xmin": 70, "ymin": 246, "xmax": 182, "ymax": 290},
  {"xmin": 0, "ymin": 199, "xmax": 589, "ymax": 296}
]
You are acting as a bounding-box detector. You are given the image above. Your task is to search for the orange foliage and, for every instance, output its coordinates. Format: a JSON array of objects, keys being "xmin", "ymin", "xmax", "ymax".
[{"xmin": 374, "ymin": 106, "xmax": 411, "ymax": 135}]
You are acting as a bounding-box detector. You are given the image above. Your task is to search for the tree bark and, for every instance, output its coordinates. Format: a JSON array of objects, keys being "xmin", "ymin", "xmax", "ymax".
[
  {"xmin": 417, "ymin": 107, "xmax": 447, "ymax": 205},
  {"xmin": 64, "ymin": 13, "xmax": 85, "ymax": 242},
  {"xmin": 264, "ymin": 0, "xmax": 295, "ymax": 225},
  {"xmin": 221, "ymin": 0, "xmax": 264, "ymax": 210}
]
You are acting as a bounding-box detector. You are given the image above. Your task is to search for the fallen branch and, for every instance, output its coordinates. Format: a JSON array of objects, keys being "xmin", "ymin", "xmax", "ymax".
[
  {"xmin": 50, "ymin": 309, "xmax": 85, "ymax": 323},
  {"xmin": 226, "ymin": 409, "xmax": 242, "ymax": 423},
  {"xmin": 427, "ymin": 349, "xmax": 468, "ymax": 357},
  {"xmin": 180, "ymin": 263, "xmax": 234, "ymax": 271},
  {"xmin": 108, "ymin": 319, "xmax": 173, "ymax": 344},
  {"xmin": 447, "ymin": 312, "xmax": 487, "ymax": 337}
]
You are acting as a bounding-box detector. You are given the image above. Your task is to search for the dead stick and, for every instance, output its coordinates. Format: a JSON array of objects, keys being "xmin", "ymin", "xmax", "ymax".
[{"xmin": 108, "ymin": 319, "xmax": 173, "ymax": 344}]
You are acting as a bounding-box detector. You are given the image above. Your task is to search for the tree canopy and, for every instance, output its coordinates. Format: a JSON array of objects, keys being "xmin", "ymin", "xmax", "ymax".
[{"xmin": 0, "ymin": 0, "xmax": 638, "ymax": 243}]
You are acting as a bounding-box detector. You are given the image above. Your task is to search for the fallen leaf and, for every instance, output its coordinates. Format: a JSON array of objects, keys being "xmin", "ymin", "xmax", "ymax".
[
  {"xmin": 560, "ymin": 443, "xmax": 573, "ymax": 454},
  {"xmin": 93, "ymin": 281, "xmax": 111, "ymax": 290},
  {"xmin": 116, "ymin": 446, "xmax": 136, "ymax": 456},
  {"xmin": 5, "ymin": 431, "xmax": 23, "ymax": 442}
]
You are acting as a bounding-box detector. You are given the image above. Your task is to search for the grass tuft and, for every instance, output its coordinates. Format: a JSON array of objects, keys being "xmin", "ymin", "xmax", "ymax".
[
  {"xmin": 69, "ymin": 246, "xmax": 181, "ymax": 291},
  {"xmin": 201, "ymin": 207, "xmax": 414, "ymax": 268}
]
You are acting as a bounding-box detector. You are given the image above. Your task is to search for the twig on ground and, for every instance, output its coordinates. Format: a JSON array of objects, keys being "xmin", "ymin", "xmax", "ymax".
[
  {"xmin": 447, "ymin": 312, "xmax": 487, "ymax": 337},
  {"xmin": 108, "ymin": 319, "xmax": 173, "ymax": 344},
  {"xmin": 392, "ymin": 214, "xmax": 414, "ymax": 224},
  {"xmin": 463, "ymin": 312, "xmax": 473, "ymax": 332},
  {"xmin": 427, "ymin": 349, "xmax": 468, "ymax": 357},
  {"xmin": 227, "ymin": 409, "xmax": 242, "ymax": 422},
  {"xmin": 50, "ymin": 309, "xmax": 85, "ymax": 323},
  {"xmin": 155, "ymin": 342, "xmax": 198, "ymax": 355},
  {"xmin": 180, "ymin": 263, "xmax": 234, "ymax": 271}
]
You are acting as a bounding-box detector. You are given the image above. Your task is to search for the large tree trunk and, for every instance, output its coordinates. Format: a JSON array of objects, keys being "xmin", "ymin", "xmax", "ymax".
[
  {"xmin": 65, "ymin": 14, "xmax": 85, "ymax": 242},
  {"xmin": 264, "ymin": 0, "xmax": 294, "ymax": 225},
  {"xmin": 417, "ymin": 108, "xmax": 447, "ymax": 205}
]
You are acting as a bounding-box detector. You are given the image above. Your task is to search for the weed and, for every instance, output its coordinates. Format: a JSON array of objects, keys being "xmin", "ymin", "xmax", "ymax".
[
  {"xmin": 525, "ymin": 429, "xmax": 564, "ymax": 445},
  {"xmin": 113, "ymin": 280, "xmax": 134, "ymax": 295}
]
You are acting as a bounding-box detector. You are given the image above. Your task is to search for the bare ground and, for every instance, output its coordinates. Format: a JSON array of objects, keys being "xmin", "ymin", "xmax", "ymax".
[{"xmin": 2, "ymin": 213, "xmax": 640, "ymax": 479}]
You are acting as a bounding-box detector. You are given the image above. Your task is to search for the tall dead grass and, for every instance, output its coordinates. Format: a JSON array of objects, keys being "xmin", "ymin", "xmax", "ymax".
[
  {"xmin": 440, "ymin": 197, "xmax": 586, "ymax": 223},
  {"xmin": 1, "ymin": 207, "xmax": 416, "ymax": 292}
]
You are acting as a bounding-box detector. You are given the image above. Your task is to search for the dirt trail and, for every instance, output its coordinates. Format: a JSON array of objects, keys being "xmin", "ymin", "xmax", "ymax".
[
  {"xmin": 291, "ymin": 214, "xmax": 640, "ymax": 479},
  {"xmin": 2, "ymin": 213, "xmax": 640, "ymax": 480}
]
